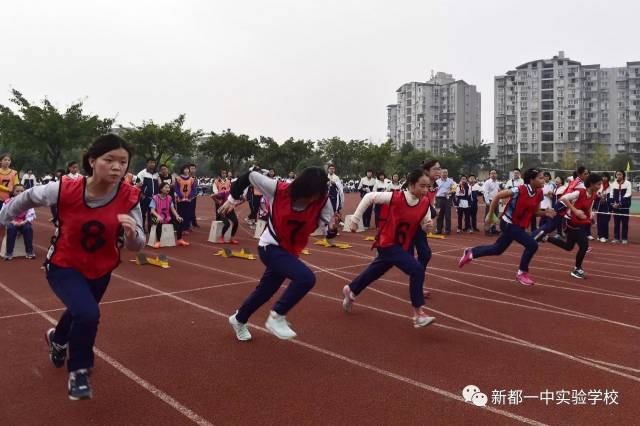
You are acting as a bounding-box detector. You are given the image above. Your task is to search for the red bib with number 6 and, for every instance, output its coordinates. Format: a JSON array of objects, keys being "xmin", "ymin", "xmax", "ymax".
[
  {"xmin": 269, "ymin": 181, "xmax": 327, "ymax": 257},
  {"xmin": 375, "ymin": 191, "xmax": 430, "ymax": 251},
  {"xmin": 49, "ymin": 178, "xmax": 140, "ymax": 279}
]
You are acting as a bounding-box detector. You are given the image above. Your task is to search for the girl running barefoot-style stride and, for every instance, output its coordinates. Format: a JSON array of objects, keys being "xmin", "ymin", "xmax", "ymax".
[
  {"xmin": 342, "ymin": 169, "xmax": 436, "ymax": 328},
  {"xmin": 458, "ymin": 168, "xmax": 555, "ymax": 286},
  {"xmin": 219, "ymin": 167, "xmax": 339, "ymax": 341},
  {"xmin": 0, "ymin": 134, "xmax": 144, "ymax": 400}
]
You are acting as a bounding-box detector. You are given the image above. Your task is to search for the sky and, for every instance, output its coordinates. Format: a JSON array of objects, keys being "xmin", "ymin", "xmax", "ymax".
[{"xmin": 2, "ymin": 0, "xmax": 639, "ymax": 145}]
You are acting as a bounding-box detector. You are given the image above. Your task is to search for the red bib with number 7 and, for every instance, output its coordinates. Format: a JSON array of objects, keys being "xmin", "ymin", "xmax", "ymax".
[
  {"xmin": 49, "ymin": 178, "xmax": 140, "ymax": 279},
  {"xmin": 375, "ymin": 191, "xmax": 430, "ymax": 251},
  {"xmin": 269, "ymin": 181, "xmax": 328, "ymax": 257}
]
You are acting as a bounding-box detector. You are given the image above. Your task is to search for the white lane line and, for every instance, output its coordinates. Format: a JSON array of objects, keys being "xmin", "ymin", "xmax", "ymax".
[
  {"xmin": 109, "ymin": 272, "xmax": 546, "ymax": 425},
  {"xmin": 0, "ymin": 280, "xmax": 214, "ymax": 426},
  {"xmin": 302, "ymin": 259, "xmax": 640, "ymax": 384}
]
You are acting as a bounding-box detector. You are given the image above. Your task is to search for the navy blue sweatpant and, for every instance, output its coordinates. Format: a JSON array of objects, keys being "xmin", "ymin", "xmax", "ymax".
[
  {"xmin": 46, "ymin": 265, "xmax": 111, "ymax": 372},
  {"xmin": 471, "ymin": 220, "xmax": 538, "ymax": 272},
  {"xmin": 349, "ymin": 245, "xmax": 425, "ymax": 308},
  {"xmin": 409, "ymin": 230, "xmax": 432, "ymax": 270},
  {"xmin": 235, "ymin": 245, "xmax": 316, "ymax": 323}
]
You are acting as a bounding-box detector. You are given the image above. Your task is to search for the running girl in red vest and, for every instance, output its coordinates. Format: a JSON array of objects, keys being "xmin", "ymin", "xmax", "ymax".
[
  {"xmin": 533, "ymin": 166, "xmax": 589, "ymax": 241},
  {"xmin": 150, "ymin": 182, "xmax": 185, "ymax": 248},
  {"xmin": 459, "ymin": 168, "xmax": 554, "ymax": 286},
  {"xmin": 548, "ymin": 173, "xmax": 602, "ymax": 279},
  {"xmin": 174, "ymin": 165, "xmax": 195, "ymax": 242},
  {"xmin": 342, "ymin": 169, "xmax": 436, "ymax": 328},
  {"xmin": 219, "ymin": 167, "xmax": 338, "ymax": 341},
  {"xmin": 0, "ymin": 134, "xmax": 144, "ymax": 400}
]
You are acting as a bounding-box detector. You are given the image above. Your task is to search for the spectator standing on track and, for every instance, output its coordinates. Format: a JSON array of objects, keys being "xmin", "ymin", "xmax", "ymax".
[
  {"xmin": 188, "ymin": 164, "xmax": 199, "ymax": 228},
  {"xmin": 610, "ymin": 170, "xmax": 632, "ymax": 244},
  {"xmin": 221, "ymin": 167, "xmax": 338, "ymax": 341},
  {"xmin": 434, "ymin": 168, "xmax": 454, "ymax": 234},
  {"xmin": 357, "ymin": 170, "xmax": 376, "ymax": 229},
  {"xmin": 595, "ymin": 172, "xmax": 612, "ymax": 242},
  {"xmin": 136, "ymin": 159, "xmax": 159, "ymax": 233},
  {"xmin": 538, "ymin": 171, "xmax": 556, "ymax": 234},
  {"xmin": 0, "ymin": 134, "xmax": 144, "ymax": 401},
  {"xmin": 373, "ymin": 172, "xmax": 387, "ymax": 228},
  {"xmin": 327, "ymin": 164, "xmax": 344, "ymax": 217},
  {"xmin": 21, "ymin": 169, "xmax": 36, "ymax": 189},
  {"xmin": 482, "ymin": 169, "xmax": 501, "ymax": 236},
  {"xmin": 65, "ymin": 161, "xmax": 82, "ymax": 181},
  {"xmin": 468, "ymin": 174, "xmax": 481, "ymax": 232},
  {"xmin": 455, "ymin": 175, "xmax": 471, "ymax": 233},
  {"xmin": 174, "ymin": 164, "xmax": 195, "ymax": 244},
  {"xmin": 388, "ymin": 173, "xmax": 403, "ymax": 191},
  {"xmin": 459, "ymin": 168, "xmax": 555, "ymax": 286},
  {"xmin": 342, "ymin": 169, "xmax": 436, "ymax": 328},
  {"xmin": 0, "ymin": 153, "xmax": 20, "ymax": 203}
]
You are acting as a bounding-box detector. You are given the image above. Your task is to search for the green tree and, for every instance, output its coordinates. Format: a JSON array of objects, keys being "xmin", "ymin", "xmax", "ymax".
[
  {"xmin": 393, "ymin": 143, "xmax": 431, "ymax": 175},
  {"xmin": 449, "ymin": 143, "xmax": 492, "ymax": 176},
  {"xmin": 358, "ymin": 140, "xmax": 396, "ymax": 176},
  {"xmin": 317, "ymin": 137, "xmax": 360, "ymax": 177},
  {"xmin": 590, "ymin": 143, "xmax": 610, "ymax": 171},
  {"xmin": 254, "ymin": 136, "xmax": 280, "ymax": 170},
  {"xmin": 278, "ymin": 138, "xmax": 315, "ymax": 174},
  {"xmin": 198, "ymin": 129, "xmax": 258, "ymax": 174},
  {"xmin": 560, "ymin": 148, "xmax": 578, "ymax": 171},
  {"xmin": 609, "ymin": 153, "xmax": 633, "ymax": 173},
  {"xmin": 122, "ymin": 114, "xmax": 202, "ymax": 167},
  {"xmin": 0, "ymin": 89, "xmax": 113, "ymax": 173}
]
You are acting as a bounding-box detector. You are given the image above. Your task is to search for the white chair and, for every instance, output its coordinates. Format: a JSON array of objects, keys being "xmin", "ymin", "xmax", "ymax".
[
  {"xmin": 342, "ymin": 214, "xmax": 365, "ymax": 233},
  {"xmin": 1, "ymin": 234, "xmax": 27, "ymax": 258},
  {"xmin": 208, "ymin": 220, "xmax": 233, "ymax": 243},
  {"xmin": 147, "ymin": 224, "xmax": 177, "ymax": 247}
]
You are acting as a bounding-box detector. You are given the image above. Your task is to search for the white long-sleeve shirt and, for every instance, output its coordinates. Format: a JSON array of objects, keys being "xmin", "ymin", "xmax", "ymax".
[
  {"xmin": 482, "ymin": 179, "xmax": 501, "ymax": 203},
  {"xmin": 0, "ymin": 181, "xmax": 145, "ymax": 252},
  {"xmin": 228, "ymin": 171, "xmax": 335, "ymax": 248},
  {"xmin": 351, "ymin": 191, "xmax": 432, "ymax": 228}
]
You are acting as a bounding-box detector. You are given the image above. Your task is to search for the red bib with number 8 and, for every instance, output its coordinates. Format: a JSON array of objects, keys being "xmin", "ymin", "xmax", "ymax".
[
  {"xmin": 50, "ymin": 178, "xmax": 140, "ymax": 278},
  {"xmin": 270, "ymin": 182, "xmax": 327, "ymax": 257},
  {"xmin": 375, "ymin": 191, "xmax": 430, "ymax": 251}
]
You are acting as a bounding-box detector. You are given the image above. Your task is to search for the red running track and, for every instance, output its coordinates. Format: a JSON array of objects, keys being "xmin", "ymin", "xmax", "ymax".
[{"xmin": 0, "ymin": 193, "xmax": 639, "ymax": 425}]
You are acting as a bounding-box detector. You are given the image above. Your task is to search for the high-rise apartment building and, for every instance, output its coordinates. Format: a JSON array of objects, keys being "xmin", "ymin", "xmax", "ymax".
[
  {"xmin": 495, "ymin": 51, "xmax": 640, "ymax": 170},
  {"xmin": 387, "ymin": 72, "xmax": 481, "ymax": 155}
]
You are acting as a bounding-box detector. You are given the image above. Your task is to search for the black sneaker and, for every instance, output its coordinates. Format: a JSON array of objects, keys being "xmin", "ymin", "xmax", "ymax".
[
  {"xmin": 68, "ymin": 369, "xmax": 92, "ymax": 400},
  {"xmin": 45, "ymin": 328, "xmax": 66, "ymax": 368},
  {"xmin": 570, "ymin": 268, "xmax": 586, "ymax": 279}
]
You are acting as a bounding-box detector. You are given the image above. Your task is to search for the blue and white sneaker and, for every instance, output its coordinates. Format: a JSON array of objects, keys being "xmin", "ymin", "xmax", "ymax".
[
  {"xmin": 45, "ymin": 328, "xmax": 66, "ymax": 368},
  {"xmin": 68, "ymin": 369, "xmax": 92, "ymax": 400}
]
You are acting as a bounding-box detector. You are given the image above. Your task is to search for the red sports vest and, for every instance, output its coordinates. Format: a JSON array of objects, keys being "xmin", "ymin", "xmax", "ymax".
[
  {"xmin": 215, "ymin": 178, "xmax": 231, "ymax": 192},
  {"xmin": 269, "ymin": 182, "xmax": 327, "ymax": 257},
  {"xmin": 375, "ymin": 191, "xmax": 430, "ymax": 251},
  {"xmin": 501, "ymin": 184, "xmax": 543, "ymax": 228},
  {"xmin": 566, "ymin": 189, "xmax": 595, "ymax": 227},
  {"xmin": 49, "ymin": 178, "xmax": 140, "ymax": 279},
  {"xmin": 566, "ymin": 177, "xmax": 583, "ymax": 193},
  {"xmin": 175, "ymin": 176, "xmax": 193, "ymax": 201}
]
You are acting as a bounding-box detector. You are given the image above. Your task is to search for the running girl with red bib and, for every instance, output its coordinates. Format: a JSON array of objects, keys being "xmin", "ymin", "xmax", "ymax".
[
  {"xmin": 219, "ymin": 167, "xmax": 338, "ymax": 341},
  {"xmin": 459, "ymin": 168, "xmax": 554, "ymax": 286},
  {"xmin": 548, "ymin": 173, "xmax": 602, "ymax": 279},
  {"xmin": 342, "ymin": 169, "xmax": 436, "ymax": 328},
  {"xmin": 0, "ymin": 134, "xmax": 144, "ymax": 400}
]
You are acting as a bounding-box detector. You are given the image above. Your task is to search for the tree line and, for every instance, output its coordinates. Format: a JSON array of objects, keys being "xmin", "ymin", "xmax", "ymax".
[{"xmin": 0, "ymin": 90, "xmax": 633, "ymax": 179}]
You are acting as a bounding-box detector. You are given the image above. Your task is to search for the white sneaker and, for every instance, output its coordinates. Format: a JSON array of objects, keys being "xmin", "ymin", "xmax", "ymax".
[
  {"xmin": 598, "ymin": 237, "xmax": 607, "ymax": 243},
  {"xmin": 229, "ymin": 312, "xmax": 252, "ymax": 341},
  {"xmin": 265, "ymin": 311, "xmax": 297, "ymax": 340},
  {"xmin": 342, "ymin": 285, "xmax": 355, "ymax": 313},
  {"xmin": 622, "ymin": 240, "xmax": 628, "ymax": 244},
  {"xmin": 414, "ymin": 312, "xmax": 436, "ymax": 328},
  {"xmin": 587, "ymin": 235, "xmax": 595, "ymax": 241}
]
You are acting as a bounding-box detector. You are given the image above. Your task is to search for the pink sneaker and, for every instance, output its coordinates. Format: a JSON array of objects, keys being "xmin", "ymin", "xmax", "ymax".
[
  {"xmin": 516, "ymin": 271, "xmax": 534, "ymax": 286},
  {"xmin": 458, "ymin": 248, "xmax": 473, "ymax": 268},
  {"xmin": 342, "ymin": 285, "xmax": 355, "ymax": 312}
]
